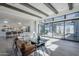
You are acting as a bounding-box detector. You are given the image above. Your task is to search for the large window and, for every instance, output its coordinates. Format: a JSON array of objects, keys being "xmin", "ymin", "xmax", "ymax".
[
  {"xmin": 39, "ymin": 12, "xmax": 79, "ymax": 41},
  {"xmin": 66, "ymin": 12, "xmax": 79, "ymax": 19},
  {"xmin": 44, "ymin": 18, "xmax": 54, "ymax": 23},
  {"xmin": 54, "ymin": 16, "xmax": 64, "ymax": 21}
]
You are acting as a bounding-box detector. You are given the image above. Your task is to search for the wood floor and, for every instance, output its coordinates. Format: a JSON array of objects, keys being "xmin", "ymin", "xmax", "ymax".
[{"xmin": 0, "ymin": 36, "xmax": 79, "ymax": 56}]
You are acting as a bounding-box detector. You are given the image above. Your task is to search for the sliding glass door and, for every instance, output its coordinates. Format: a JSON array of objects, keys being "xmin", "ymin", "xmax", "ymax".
[
  {"xmin": 52, "ymin": 22, "xmax": 64, "ymax": 39},
  {"xmin": 65, "ymin": 21, "xmax": 75, "ymax": 40},
  {"xmin": 73, "ymin": 20, "xmax": 79, "ymax": 41},
  {"xmin": 44, "ymin": 23, "xmax": 52, "ymax": 37},
  {"xmin": 39, "ymin": 24, "xmax": 45, "ymax": 36},
  {"xmin": 39, "ymin": 19, "xmax": 79, "ymax": 41}
]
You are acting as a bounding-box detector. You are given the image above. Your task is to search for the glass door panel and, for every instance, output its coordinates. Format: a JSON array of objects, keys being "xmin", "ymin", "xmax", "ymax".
[
  {"xmin": 44, "ymin": 23, "xmax": 52, "ymax": 37},
  {"xmin": 39, "ymin": 24, "xmax": 45, "ymax": 36},
  {"xmin": 73, "ymin": 20, "xmax": 79, "ymax": 41},
  {"xmin": 52, "ymin": 22, "xmax": 64, "ymax": 39},
  {"xmin": 65, "ymin": 21, "xmax": 75, "ymax": 40}
]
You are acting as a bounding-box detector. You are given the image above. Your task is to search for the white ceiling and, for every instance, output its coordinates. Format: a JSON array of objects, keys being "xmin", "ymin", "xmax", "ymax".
[
  {"xmin": 8, "ymin": 3, "xmax": 46, "ymax": 18},
  {"xmin": 0, "ymin": 3, "xmax": 79, "ymax": 25},
  {"xmin": 29, "ymin": 3, "xmax": 55, "ymax": 16},
  {"xmin": 51, "ymin": 3, "xmax": 68, "ymax": 12}
]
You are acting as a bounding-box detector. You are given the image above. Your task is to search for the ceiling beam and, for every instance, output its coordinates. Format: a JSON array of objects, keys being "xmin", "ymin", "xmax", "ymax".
[
  {"xmin": 0, "ymin": 3, "xmax": 42, "ymax": 19},
  {"xmin": 68, "ymin": 3, "xmax": 73, "ymax": 10},
  {"xmin": 20, "ymin": 3, "xmax": 49, "ymax": 16},
  {"xmin": 44, "ymin": 3, "xmax": 58, "ymax": 14}
]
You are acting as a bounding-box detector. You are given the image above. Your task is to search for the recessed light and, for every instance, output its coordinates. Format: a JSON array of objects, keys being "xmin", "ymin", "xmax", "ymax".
[
  {"xmin": 18, "ymin": 22, "xmax": 21, "ymax": 25},
  {"xmin": 4, "ymin": 21, "xmax": 8, "ymax": 24}
]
